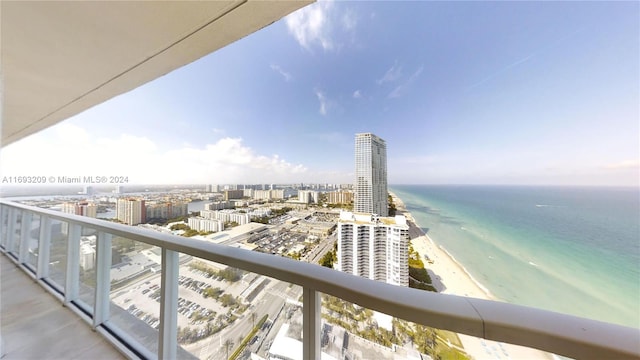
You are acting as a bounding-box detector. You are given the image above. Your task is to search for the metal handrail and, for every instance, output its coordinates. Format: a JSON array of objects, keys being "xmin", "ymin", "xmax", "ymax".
[{"xmin": 1, "ymin": 199, "xmax": 638, "ymax": 359}]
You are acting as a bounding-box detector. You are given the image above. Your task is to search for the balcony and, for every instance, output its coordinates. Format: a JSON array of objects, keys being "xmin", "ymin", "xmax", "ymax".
[{"xmin": 1, "ymin": 199, "xmax": 638, "ymax": 359}]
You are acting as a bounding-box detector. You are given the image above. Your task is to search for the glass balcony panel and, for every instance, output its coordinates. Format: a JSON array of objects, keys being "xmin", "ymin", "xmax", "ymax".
[
  {"xmin": 320, "ymin": 294, "xmax": 470, "ymax": 360},
  {"xmin": 48, "ymin": 219, "xmax": 69, "ymax": 289},
  {"xmin": 24, "ymin": 213, "xmax": 41, "ymax": 270},
  {"xmin": 0, "ymin": 205, "xmax": 8, "ymax": 248},
  {"xmin": 177, "ymin": 257, "xmax": 302, "ymax": 360},
  {"xmin": 11, "ymin": 210, "xmax": 23, "ymax": 255},
  {"xmin": 108, "ymin": 238, "xmax": 161, "ymax": 355},
  {"xmin": 77, "ymin": 226, "xmax": 98, "ymax": 312},
  {"xmin": 320, "ymin": 294, "xmax": 556, "ymax": 360}
]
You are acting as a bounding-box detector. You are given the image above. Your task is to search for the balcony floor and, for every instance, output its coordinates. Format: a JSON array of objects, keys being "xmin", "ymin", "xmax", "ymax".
[{"xmin": 0, "ymin": 254, "xmax": 125, "ymax": 359}]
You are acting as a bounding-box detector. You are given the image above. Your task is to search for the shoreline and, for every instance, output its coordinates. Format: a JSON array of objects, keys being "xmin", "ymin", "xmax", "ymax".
[
  {"xmin": 390, "ymin": 192, "xmax": 553, "ymax": 360},
  {"xmin": 393, "ymin": 192, "xmax": 493, "ymax": 300}
]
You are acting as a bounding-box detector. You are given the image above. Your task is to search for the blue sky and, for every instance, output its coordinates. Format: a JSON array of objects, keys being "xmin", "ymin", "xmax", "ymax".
[{"xmin": 2, "ymin": 1, "xmax": 638, "ymax": 186}]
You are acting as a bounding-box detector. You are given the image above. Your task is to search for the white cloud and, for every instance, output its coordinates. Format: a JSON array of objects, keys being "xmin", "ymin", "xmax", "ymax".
[
  {"xmin": 353, "ymin": 89, "xmax": 362, "ymax": 99},
  {"xmin": 315, "ymin": 89, "xmax": 329, "ymax": 115},
  {"xmin": 285, "ymin": 1, "xmax": 358, "ymax": 53},
  {"xmin": 0, "ymin": 124, "xmax": 309, "ymax": 184},
  {"xmin": 285, "ymin": 1, "xmax": 335, "ymax": 52},
  {"xmin": 377, "ymin": 61, "xmax": 403, "ymax": 84},
  {"xmin": 270, "ymin": 64, "xmax": 293, "ymax": 82}
]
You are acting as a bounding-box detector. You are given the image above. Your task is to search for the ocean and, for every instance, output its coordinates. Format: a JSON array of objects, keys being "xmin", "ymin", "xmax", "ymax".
[{"xmin": 390, "ymin": 185, "xmax": 640, "ymax": 329}]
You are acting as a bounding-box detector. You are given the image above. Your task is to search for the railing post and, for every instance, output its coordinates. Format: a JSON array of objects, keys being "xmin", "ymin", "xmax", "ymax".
[
  {"xmin": 93, "ymin": 231, "xmax": 112, "ymax": 328},
  {"xmin": 6, "ymin": 207, "xmax": 16, "ymax": 253},
  {"xmin": 36, "ymin": 215, "xmax": 52, "ymax": 279},
  {"xmin": 18, "ymin": 211, "xmax": 32, "ymax": 263},
  {"xmin": 303, "ymin": 287, "xmax": 321, "ymax": 360},
  {"xmin": 65, "ymin": 223, "xmax": 81, "ymax": 304},
  {"xmin": 0, "ymin": 205, "xmax": 5, "ymax": 249},
  {"xmin": 159, "ymin": 248, "xmax": 178, "ymax": 360}
]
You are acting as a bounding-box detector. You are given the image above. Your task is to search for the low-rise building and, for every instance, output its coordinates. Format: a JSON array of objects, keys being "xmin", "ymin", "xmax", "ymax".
[
  {"xmin": 204, "ymin": 201, "xmax": 234, "ymax": 211},
  {"xmin": 188, "ymin": 217, "xmax": 224, "ymax": 233}
]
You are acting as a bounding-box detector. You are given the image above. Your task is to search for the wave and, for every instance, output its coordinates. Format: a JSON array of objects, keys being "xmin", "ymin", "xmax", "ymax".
[
  {"xmin": 438, "ymin": 245, "xmax": 493, "ymax": 298},
  {"xmin": 529, "ymin": 261, "xmax": 539, "ymax": 267}
]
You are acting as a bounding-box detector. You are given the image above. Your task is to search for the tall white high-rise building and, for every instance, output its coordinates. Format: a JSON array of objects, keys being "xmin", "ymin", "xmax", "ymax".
[
  {"xmin": 336, "ymin": 211, "xmax": 409, "ymax": 287},
  {"xmin": 354, "ymin": 133, "xmax": 388, "ymax": 216}
]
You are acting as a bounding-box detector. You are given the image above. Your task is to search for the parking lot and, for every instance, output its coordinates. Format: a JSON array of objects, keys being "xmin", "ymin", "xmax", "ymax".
[{"xmin": 110, "ymin": 259, "xmax": 257, "ymax": 343}]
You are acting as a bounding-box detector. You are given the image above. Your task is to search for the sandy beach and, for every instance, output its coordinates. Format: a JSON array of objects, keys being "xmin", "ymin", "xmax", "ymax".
[{"xmin": 391, "ymin": 192, "xmax": 553, "ymax": 360}]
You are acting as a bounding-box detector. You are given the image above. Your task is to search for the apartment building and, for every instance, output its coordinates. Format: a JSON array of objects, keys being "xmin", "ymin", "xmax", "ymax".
[
  {"xmin": 298, "ymin": 190, "xmax": 319, "ymax": 204},
  {"xmin": 354, "ymin": 133, "xmax": 388, "ymax": 216},
  {"xmin": 187, "ymin": 217, "xmax": 224, "ymax": 233},
  {"xmin": 336, "ymin": 211, "xmax": 409, "ymax": 287},
  {"xmin": 116, "ymin": 198, "xmax": 146, "ymax": 225},
  {"xmin": 145, "ymin": 201, "xmax": 188, "ymax": 220}
]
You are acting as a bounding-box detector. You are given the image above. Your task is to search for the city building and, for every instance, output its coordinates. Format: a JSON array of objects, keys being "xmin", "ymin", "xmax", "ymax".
[
  {"xmin": 336, "ymin": 211, "xmax": 409, "ymax": 287},
  {"xmin": 253, "ymin": 189, "xmax": 285, "ymax": 201},
  {"xmin": 187, "ymin": 217, "xmax": 224, "ymax": 233},
  {"xmin": 354, "ymin": 133, "xmax": 388, "ymax": 216},
  {"xmin": 205, "ymin": 184, "xmax": 219, "ymax": 193},
  {"xmin": 223, "ymin": 189, "xmax": 244, "ymax": 201},
  {"xmin": 61, "ymin": 201, "xmax": 97, "ymax": 234},
  {"xmin": 200, "ymin": 209, "xmax": 250, "ymax": 225},
  {"xmin": 80, "ymin": 243, "xmax": 96, "ymax": 270},
  {"xmin": 116, "ymin": 198, "xmax": 146, "ymax": 225},
  {"xmin": 61, "ymin": 201, "xmax": 97, "ymax": 218},
  {"xmin": 204, "ymin": 201, "xmax": 234, "ymax": 211},
  {"xmin": 298, "ymin": 190, "xmax": 319, "ymax": 204},
  {"xmin": 145, "ymin": 201, "xmax": 188, "ymax": 221},
  {"xmin": 326, "ymin": 190, "xmax": 354, "ymax": 205}
]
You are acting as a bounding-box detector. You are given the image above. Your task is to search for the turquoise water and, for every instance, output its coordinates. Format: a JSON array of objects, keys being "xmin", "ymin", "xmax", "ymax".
[{"xmin": 390, "ymin": 185, "xmax": 640, "ymax": 329}]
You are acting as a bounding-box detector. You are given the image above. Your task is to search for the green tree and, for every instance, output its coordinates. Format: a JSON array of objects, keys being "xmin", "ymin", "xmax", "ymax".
[
  {"xmin": 170, "ymin": 223, "xmax": 190, "ymax": 231},
  {"xmin": 388, "ymin": 194, "xmax": 397, "ymax": 216}
]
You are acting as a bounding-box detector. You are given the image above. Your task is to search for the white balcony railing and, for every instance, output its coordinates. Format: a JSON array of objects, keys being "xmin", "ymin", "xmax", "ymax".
[{"xmin": 1, "ymin": 199, "xmax": 638, "ymax": 360}]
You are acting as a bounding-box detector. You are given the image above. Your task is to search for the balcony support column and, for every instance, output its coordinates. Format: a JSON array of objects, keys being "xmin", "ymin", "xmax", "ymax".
[
  {"xmin": 302, "ymin": 287, "xmax": 321, "ymax": 360},
  {"xmin": 6, "ymin": 207, "xmax": 16, "ymax": 253},
  {"xmin": 36, "ymin": 215, "xmax": 51, "ymax": 279},
  {"xmin": 93, "ymin": 232, "xmax": 112, "ymax": 328},
  {"xmin": 159, "ymin": 248, "xmax": 178, "ymax": 360},
  {"xmin": 65, "ymin": 223, "xmax": 81, "ymax": 304},
  {"xmin": 18, "ymin": 211, "xmax": 32, "ymax": 263}
]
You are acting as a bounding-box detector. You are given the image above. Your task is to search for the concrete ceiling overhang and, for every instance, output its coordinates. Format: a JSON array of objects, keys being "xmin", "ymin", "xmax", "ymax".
[{"xmin": 1, "ymin": 0, "xmax": 312, "ymax": 147}]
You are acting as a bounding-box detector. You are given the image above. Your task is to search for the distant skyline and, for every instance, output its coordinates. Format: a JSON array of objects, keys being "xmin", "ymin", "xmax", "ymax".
[{"xmin": 1, "ymin": 1, "xmax": 638, "ymax": 186}]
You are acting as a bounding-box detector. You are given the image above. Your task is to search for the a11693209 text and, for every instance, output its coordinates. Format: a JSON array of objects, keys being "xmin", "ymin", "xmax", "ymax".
[{"xmin": 2, "ymin": 175, "xmax": 129, "ymax": 184}]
